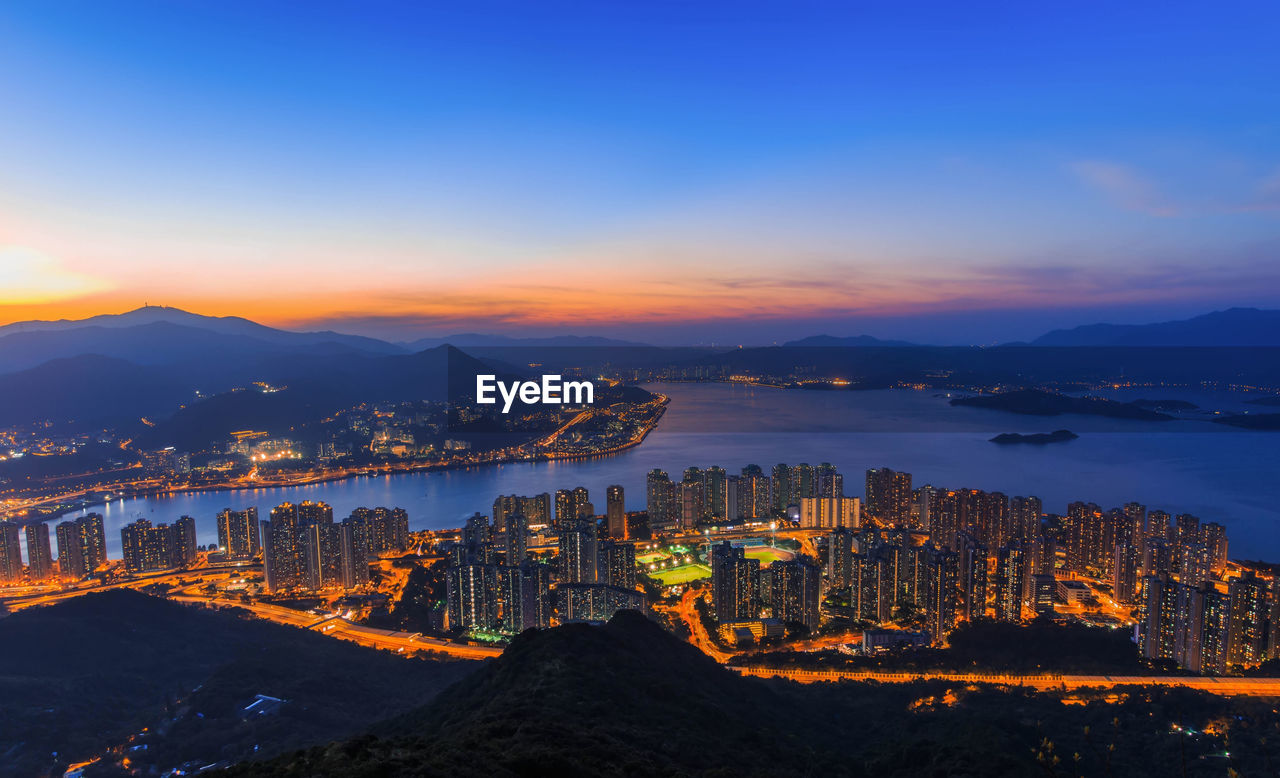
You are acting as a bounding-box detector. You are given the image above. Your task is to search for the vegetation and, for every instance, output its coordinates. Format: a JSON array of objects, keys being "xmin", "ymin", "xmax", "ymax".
[
  {"xmin": 231, "ymin": 611, "xmax": 1280, "ymax": 777},
  {"xmin": 732, "ymin": 618, "xmax": 1153, "ymax": 675},
  {"xmin": 0, "ymin": 590, "xmax": 475, "ymax": 777}
]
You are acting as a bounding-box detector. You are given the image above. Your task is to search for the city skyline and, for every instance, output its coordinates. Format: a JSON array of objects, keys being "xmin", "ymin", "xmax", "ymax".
[{"xmin": 3, "ymin": 2, "xmax": 1279, "ymax": 343}]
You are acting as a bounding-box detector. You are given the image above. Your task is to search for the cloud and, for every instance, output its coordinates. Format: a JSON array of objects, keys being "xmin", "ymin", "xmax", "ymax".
[{"xmin": 1069, "ymin": 160, "xmax": 1180, "ymax": 217}]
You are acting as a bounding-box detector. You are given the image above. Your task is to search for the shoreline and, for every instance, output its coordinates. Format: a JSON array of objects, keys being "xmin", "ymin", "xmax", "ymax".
[{"xmin": 8, "ymin": 396, "xmax": 669, "ymax": 519}]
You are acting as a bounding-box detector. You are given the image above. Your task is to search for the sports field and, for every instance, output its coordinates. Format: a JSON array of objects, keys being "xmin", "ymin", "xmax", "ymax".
[
  {"xmin": 637, "ymin": 550, "xmax": 671, "ymax": 565},
  {"xmin": 651, "ymin": 563, "xmax": 711, "ymax": 586},
  {"xmin": 744, "ymin": 546, "xmax": 795, "ymax": 565}
]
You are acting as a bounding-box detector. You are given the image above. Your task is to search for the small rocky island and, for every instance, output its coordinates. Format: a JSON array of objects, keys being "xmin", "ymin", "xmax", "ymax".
[{"xmin": 990, "ymin": 429, "xmax": 1079, "ymax": 445}]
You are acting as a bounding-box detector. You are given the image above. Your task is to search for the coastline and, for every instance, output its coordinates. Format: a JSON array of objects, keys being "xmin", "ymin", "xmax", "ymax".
[{"xmin": 7, "ymin": 396, "xmax": 669, "ymax": 520}]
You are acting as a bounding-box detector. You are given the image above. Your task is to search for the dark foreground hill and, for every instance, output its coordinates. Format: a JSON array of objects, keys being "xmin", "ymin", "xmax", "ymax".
[
  {"xmin": 231, "ymin": 610, "xmax": 1280, "ymax": 778},
  {"xmin": 0, "ymin": 591, "xmax": 474, "ymax": 777}
]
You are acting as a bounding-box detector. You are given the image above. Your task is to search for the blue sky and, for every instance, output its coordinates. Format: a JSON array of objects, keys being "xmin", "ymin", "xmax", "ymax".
[{"xmin": 0, "ymin": 1, "xmax": 1277, "ymax": 343}]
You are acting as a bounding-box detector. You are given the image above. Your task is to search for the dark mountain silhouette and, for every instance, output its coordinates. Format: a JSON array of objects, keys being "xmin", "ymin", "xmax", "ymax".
[
  {"xmin": 0, "ymin": 354, "xmax": 199, "ymax": 426},
  {"xmin": 133, "ymin": 345, "xmax": 516, "ymax": 449},
  {"xmin": 782, "ymin": 334, "xmax": 921, "ymax": 347},
  {"xmin": 0, "ymin": 306, "xmax": 404, "ymax": 375},
  {"xmin": 1029, "ymin": 307, "xmax": 1280, "ymax": 346},
  {"xmin": 0, "ymin": 590, "xmax": 473, "ymax": 778},
  {"xmin": 229, "ymin": 610, "xmax": 1280, "ymax": 778},
  {"xmin": 0, "ymin": 342, "xmax": 521, "ymax": 436}
]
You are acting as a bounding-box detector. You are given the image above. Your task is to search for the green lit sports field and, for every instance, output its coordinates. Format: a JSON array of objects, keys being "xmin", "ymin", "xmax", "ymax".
[
  {"xmin": 744, "ymin": 547, "xmax": 794, "ymax": 565},
  {"xmin": 651, "ymin": 563, "xmax": 711, "ymax": 585}
]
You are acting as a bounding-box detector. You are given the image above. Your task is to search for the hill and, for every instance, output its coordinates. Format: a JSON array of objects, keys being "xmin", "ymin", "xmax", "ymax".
[
  {"xmin": 0, "ymin": 305, "xmax": 403, "ymax": 365},
  {"xmin": 230, "ymin": 610, "xmax": 1279, "ymax": 777},
  {"xmin": 0, "ymin": 590, "xmax": 474, "ymax": 778},
  {"xmin": 1030, "ymin": 307, "xmax": 1280, "ymax": 347}
]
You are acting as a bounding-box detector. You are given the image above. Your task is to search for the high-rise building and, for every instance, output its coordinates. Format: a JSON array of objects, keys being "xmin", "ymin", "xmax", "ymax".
[
  {"xmin": 24, "ymin": 522, "xmax": 54, "ymax": 580},
  {"xmin": 710, "ymin": 541, "xmax": 760, "ymax": 623},
  {"xmin": 771, "ymin": 463, "xmax": 792, "ymax": 514},
  {"xmin": 865, "ymin": 468, "xmax": 912, "ymax": 525},
  {"xmin": 502, "ymin": 559, "xmax": 551, "ymax": 632},
  {"xmin": 1139, "ymin": 573, "xmax": 1178, "ymax": 662},
  {"xmin": 350, "ymin": 506, "xmax": 410, "ymax": 554},
  {"xmin": 492, "ymin": 493, "xmax": 551, "ymax": 532},
  {"xmin": 993, "ymin": 542, "xmax": 1026, "ymax": 622},
  {"xmin": 677, "ymin": 473, "xmax": 704, "ymax": 530},
  {"xmin": 0, "ymin": 521, "xmax": 22, "ymax": 582},
  {"xmin": 216, "ymin": 507, "xmax": 261, "ymax": 559},
  {"xmin": 769, "ymin": 556, "xmax": 821, "ymax": 632},
  {"xmin": 558, "ymin": 518, "xmax": 599, "ymax": 584},
  {"xmin": 601, "ymin": 540, "xmax": 636, "ymax": 591},
  {"xmin": 606, "ymin": 485, "xmax": 626, "ymax": 539},
  {"xmin": 1199, "ymin": 522, "xmax": 1228, "ymax": 576},
  {"xmin": 446, "ymin": 561, "xmax": 500, "ymax": 630},
  {"xmin": 799, "ymin": 497, "xmax": 860, "ymax": 529},
  {"xmin": 814, "ymin": 463, "xmax": 843, "ymax": 499},
  {"xmin": 923, "ymin": 548, "xmax": 959, "ymax": 645},
  {"xmin": 339, "ymin": 518, "xmax": 371, "ymax": 588},
  {"xmin": 505, "ymin": 511, "xmax": 529, "ymax": 564},
  {"xmin": 172, "ymin": 515, "xmax": 199, "ymax": 568},
  {"xmin": 261, "ymin": 505, "xmax": 301, "ymax": 591},
  {"xmin": 957, "ymin": 533, "xmax": 988, "ymax": 621},
  {"xmin": 828, "ymin": 526, "xmax": 855, "ymax": 589},
  {"xmin": 1112, "ymin": 540, "xmax": 1142, "ymax": 604},
  {"xmin": 55, "ymin": 514, "xmax": 105, "ymax": 579},
  {"xmin": 558, "ymin": 582, "xmax": 645, "ymax": 623},
  {"xmin": 645, "ymin": 469, "xmax": 675, "ymax": 533},
  {"xmin": 303, "ymin": 522, "xmax": 345, "ymax": 590},
  {"xmin": 120, "ymin": 518, "xmax": 174, "ymax": 574},
  {"xmin": 1227, "ymin": 572, "xmax": 1268, "ymax": 667}
]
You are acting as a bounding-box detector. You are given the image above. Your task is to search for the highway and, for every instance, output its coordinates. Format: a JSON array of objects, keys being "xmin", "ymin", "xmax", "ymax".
[
  {"xmin": 730, "ymin": 666, "xmax": 1280, "ymax": 696},
  {"xmin": 169, "ymin": 595, "xmax": 503, "ymax": 659}
]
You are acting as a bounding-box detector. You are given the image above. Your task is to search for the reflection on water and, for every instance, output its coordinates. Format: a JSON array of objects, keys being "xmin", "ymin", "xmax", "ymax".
[{"xmin": 68, "ymin": 383, "xmax": 1280, "ymax": 559}]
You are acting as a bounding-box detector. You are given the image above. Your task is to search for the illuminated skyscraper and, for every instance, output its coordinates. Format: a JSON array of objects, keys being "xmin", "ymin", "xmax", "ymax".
[
  {"xmin": 0, "ymin": 521, "xmax": 22, "ymax": 582},
  {"xmin": 645, "ymin": 469, "xmax": 675, "ymax": 533},
  {"xmin": 55, "ymin": 514, "xmax": 105, "ymax": 579},
  {"xmin": 606, "ymin": 484, "xmax": 626, "ymax": 539},
  {"xmin": 601, "ymin": 540, "xmax": 636, "ymax": 591},
  {"xmin": 120, "ymin": 518, "xmax": 175, "ymax": 574},
  {"xmin": 1227, "ymin": 572, "xmax": 1268, "ymax": 666},
  {"xmin": 24, "ymin": 522, "xmax": 53, "ymax": 580},
  {"xmin": 216, "ymin": 507, "xmax": 261, "ymax": 559},
  {"xmin": 865, "ymin": 468, "xmax": 912, "ymax": 525},
  {"xmin": 502, "ymin": 559, "xmax": 551, "ymax": 632},
  {"xmin": 558, "ymin": 518, "xmax": 599, "ymax": 584},
  {"xmin": 1112, "ymin": 540, "xmax": 1142, "ymax": 604},
  {"xmin": 711, "ymin": 541, "xmax": 760, "ymax": 623},
  {"xmin": 993, "ymin": 542, "xmax": 1026, "ymax": 622},
  {"xmin": 769, "ymin": 556, "xmax": 820, "ymax": 632},
  {"xmin": 828, "ymin": 526, "xmax": 855, "ymax": 589},
  {"xmin": 173, "ymin": 515, "xmax": 199, "ymax": 568}
]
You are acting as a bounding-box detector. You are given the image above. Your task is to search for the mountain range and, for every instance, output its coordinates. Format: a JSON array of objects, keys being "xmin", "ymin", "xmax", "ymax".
[
  {"xmin": 2, "ymin": 305, "xmax": 1278, "ymax": 380},
  {"xmin": 1, "ymin": 305, "xmax": 1278, "ymax": 432},
  {"xmin": 1028, "ymin": 307, "xmax": 1280, "ymax": 347}
]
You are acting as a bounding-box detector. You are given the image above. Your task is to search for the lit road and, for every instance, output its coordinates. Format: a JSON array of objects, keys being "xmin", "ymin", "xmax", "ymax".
[
  {"xmin": 731, "ymin": 666, "xmax": 1280, "ymax": 697},
  {"xmin": 169, "ymin": 595, "xmax": 503, "ymax": 659},
  {"xmin": 668, "ymin": 588, "xmax": 734, "ymax": 663}
]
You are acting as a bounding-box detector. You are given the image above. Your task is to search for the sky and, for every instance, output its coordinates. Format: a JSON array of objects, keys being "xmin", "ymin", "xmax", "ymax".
[{"xmin": 0, "ymin": 1, "xmax": 1278, "ymax": 345}]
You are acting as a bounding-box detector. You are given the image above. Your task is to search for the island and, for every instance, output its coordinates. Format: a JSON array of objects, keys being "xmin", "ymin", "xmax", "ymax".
[
  {"xmin": 990, "ymin": 429, "xmax": 1079, "ymax": 445},
  {"xmin": 951, "ymin": 389, "xmax": 1175, "ymax": 421}
]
